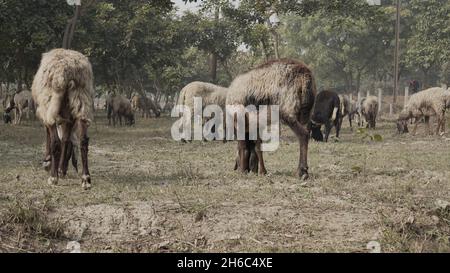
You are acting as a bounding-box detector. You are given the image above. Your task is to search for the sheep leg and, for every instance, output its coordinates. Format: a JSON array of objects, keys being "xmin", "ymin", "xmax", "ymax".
[
  {"xmin": 412, "ymin": 117, "xmax": 421, "ymax": 135},
  {"xmin": 255, "ymin": 140, "xmax": 267, "ymax": 175},
  {"xmin": 48, "ymin": 125, "xmax": 61, "ymax": 185},
  {"xmin": 58, "ymin": 123, "xmax": 73, "ymax": 177},
  {"xmin": 112, "ymin": 113, "xmax": 117, "ymax": 127},
  {"xmin": 71, "ymin": 143, "xmax": 78, "ymax": 173},
  {"xmin": 348, "ymin": 114, "xmax": 353, "ymax": 130},
  {"xmin": 17, "ymin": 107, "xmax": 22, "ymax": 125},
  {"xmin": 324, "ymin": 122, "xmax": 332, "ymax": 142},
  {"xmin": 43, "ymin": 127, "xmax": 52, "ymax": 171},
  {"xmin": 335, "ymin": 118, "xmax": 341, "ymax": 139},
  {"xmin": 288, "ymin": 121, "xmax": 310, "ymax": 180},
  {"xmin": 238, "ymin": 140, "xmax": 250, "ymax": 172},
  {"xmin": 78, "ymin": 119, "xmax": 91, "ymax": 190}
]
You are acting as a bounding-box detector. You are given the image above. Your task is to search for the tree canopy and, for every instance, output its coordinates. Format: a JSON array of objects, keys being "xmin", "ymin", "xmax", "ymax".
[{"xmin": 0, "ymin": 0, "xmax": 449, "ymax": 104}]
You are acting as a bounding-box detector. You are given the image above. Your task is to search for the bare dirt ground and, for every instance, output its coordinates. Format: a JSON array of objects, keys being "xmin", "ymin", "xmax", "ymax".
[{"xmin": 0, "ymin": 112, "xmax": 449, "ymax": 253}]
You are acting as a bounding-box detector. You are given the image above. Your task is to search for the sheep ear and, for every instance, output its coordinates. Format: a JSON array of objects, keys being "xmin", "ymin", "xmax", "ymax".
[{"xmin": 68, "ymin": 80, "xmax": 76, "ymax": 90}]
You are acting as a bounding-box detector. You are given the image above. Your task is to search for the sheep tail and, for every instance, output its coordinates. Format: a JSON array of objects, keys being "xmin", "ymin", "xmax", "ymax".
[
  {"xmin": 340, "ymin": 99, "xmax": 345, "ymax": 116},
  {"xmin": 331, "ymin": 107, "xmax": 338, "ymax": 122}
]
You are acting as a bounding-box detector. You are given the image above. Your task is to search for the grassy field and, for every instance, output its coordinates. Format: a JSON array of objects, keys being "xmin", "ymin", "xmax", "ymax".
[{"xmin": 0, "ymin": 112, "xmax": 449, "ymax": 253}]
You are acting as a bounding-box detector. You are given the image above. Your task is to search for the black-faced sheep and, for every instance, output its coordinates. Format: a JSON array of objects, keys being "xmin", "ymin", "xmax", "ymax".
[
  {"xmin": 310, "ymin": 90, "xmax": 341, "ymax": 142},
  {"xmin": 397, "ymin": 87, "xmax": 450, "ymax": 135},
  {"xmin": 226, "ymin": 59, "xmax": 316, "ymax": 180},
  {"xmin": 107, "ymin": 95, "xmax": 135, "ymax": 126},
  {"xmin": 32, "ymin": 48, "xmax": 94, "ymax": 189}
]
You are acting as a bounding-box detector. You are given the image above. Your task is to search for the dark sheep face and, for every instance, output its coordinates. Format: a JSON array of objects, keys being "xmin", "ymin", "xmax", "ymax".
[
  {"xmin": 128, "ymin": 113, "xmax": 135, "ymax": 126},
  {"xmin": 310, "ymin": 125, "xmax": 324, "ymax": 141},
  {"xmin": 396, "ymin": 120, "xmax": 409, "ymax": 134},
  {"xmin": 3, "ymin": 112, "xmax": 12, "ymax": 124}
]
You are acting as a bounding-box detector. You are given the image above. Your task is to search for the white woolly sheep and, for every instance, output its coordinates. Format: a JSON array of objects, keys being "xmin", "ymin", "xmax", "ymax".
[
  {"xmin": 360, "ymin": 96, "xmax": 378, "ymax": 129},
  {"xmin": 226, "ymin": 59, "xmax": 317, "ymax": 180},
  {"xmin": 397, "ymin": 87, "xmax": 450, "ymax": 135},
  {"xmin": 32, "ymin": 48, "xmax": 94, "ymax": 189},
  {"xmin": 177, "ymin": 81, "xmax": 228, "ymax": 141}
]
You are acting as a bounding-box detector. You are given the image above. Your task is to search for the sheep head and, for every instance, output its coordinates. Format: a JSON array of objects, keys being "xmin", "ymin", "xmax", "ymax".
[{"xmin": 3, "ymin": 112, "xmax": 12, "ymax": 124}]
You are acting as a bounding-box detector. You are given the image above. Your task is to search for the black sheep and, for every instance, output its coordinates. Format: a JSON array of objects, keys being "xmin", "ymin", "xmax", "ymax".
[{"xmin": 310, "ymin": 90, "xmax": 342, "ymax": 142}]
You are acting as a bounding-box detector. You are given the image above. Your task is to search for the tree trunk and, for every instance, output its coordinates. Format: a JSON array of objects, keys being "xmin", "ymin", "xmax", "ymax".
[
  {"xmin": 210, "ymin": 53, "xmax": 217, "ymax": 83},
  {"xmin": 63, "ymin": 5, "xmax": 81, "ymax": 49},
  {"xmin": 422, "ymin": 68, "xmax": 429, "ymax": 88},
  {"xmin": 261, "ymin": 39, "xmax": 269, "ymax": 61},
  {"xmin": 356, "ymin": 70, "xmax": 362, "ymax": 94}
]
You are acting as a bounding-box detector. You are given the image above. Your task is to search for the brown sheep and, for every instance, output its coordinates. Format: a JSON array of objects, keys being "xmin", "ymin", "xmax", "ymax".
[
  {"xmin": 131, "ymin": 94, "xmax": 161, "ymax": 118},
  {"xmin": 107, "ymin": 94, "xmax": 135, "ymax": 126},
  {"xmin": 226, "ymin": 59, "xmax": 316, "ymax": 180},
  {"xmin": 4, "ymin": 90, "xmax": 35, "ymax": 124}
]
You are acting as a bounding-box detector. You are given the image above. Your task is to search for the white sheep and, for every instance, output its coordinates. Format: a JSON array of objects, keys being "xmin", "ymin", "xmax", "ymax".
[
  {"xmin": 177, "ymin": 81, "xmax": 228, "ymax": 141},
  {"xmin": 359, "ymin": 96, "xmax": 378, "ymax": 128},
  {"xmin": 32, "ymin": 48, "xmax": 94, "ymax": 189},
  {"xmin": 397, "ymin": 87, "xmax": 450, "ymax": 135}
]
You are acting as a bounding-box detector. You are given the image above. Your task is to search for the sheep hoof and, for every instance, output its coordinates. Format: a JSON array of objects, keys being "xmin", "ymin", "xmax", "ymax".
[
  {"xmin": 47, "ymin": 177, "xmax": 58, "ymax": 185},
  {"xmin": 43, "ymin": 160, "xmax": 51, "ymax": 171},
  {"xmin": 81, "ymin": 175, "xmax": 91, "ymax": 190},
  {"xmin": 299, "ymin": 168, "xmax": 309, "ymax": 180}
]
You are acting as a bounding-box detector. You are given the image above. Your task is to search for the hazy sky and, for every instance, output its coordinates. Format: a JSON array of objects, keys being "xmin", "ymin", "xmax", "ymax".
[{"xmin": 172, "ymin": 0, "xmax": 201, "ymax": 14}]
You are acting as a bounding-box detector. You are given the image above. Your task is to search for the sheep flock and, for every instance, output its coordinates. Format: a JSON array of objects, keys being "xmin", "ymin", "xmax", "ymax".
[{"xmin": 2, "ymin": 48, "xmax": 450, "ymax": 191}]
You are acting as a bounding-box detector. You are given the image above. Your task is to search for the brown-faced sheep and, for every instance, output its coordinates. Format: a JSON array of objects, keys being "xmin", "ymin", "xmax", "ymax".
[
  {"xmin": 107, "ymin": 95, "xmax": 135, "ymax": 126},
  {"xmin": 4, "ymin": 90, "xmax": 35, "ymax": 124},
  {"xmin": 226, "ymin": 59, "xmax": 316, "ymax": 180},
  {"xmin": 360, "ymin": 96, "xmax": 378, "ymax": 129},
  {"xmin": 396, "ymin": 87, "xmax": 450, "ymax": 135},
  {"xmin": 32, "ymin": 48, "xmax": 94, "ymax": 189},
  {"xmin": 131, "ymin": 94, "xmax": 161, "ymax": 118},
  {"xmin": 310, "ymin": 90, "xmax": 341, "ymax": 142}
]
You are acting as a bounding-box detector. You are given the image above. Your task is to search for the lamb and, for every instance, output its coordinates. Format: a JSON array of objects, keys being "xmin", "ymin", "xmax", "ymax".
[
  {"xmin": 177, "ymin": 81, "xmax": 228, "ymax": 141},
  {"xmin": 32, "ymin": 48, "xmax": 94, "ymax": 189},
  {"xmin": 310, "ymin": 90, "xmax": 341, "ymax": 142},
  {"xmin": 226, "ymin": 59, "xmax": 317, "ymax": 180},
  {"xmin": 396, "ymin": 87, "xmax": 450, "ymax": 135},
  {"xmin": 4, "ymin": 90, "xmax": 35, "ymax": 124},
  {"xmin": 107, "ymin": 94, "xmax": 135, "ymax": 126},
  {"xmin": 360, "ymin": 96, "xmax": 378, "ymax": 129},
  {"xmin": 131, "ymin": 94, "xmax": 161, "ymax": 118}
]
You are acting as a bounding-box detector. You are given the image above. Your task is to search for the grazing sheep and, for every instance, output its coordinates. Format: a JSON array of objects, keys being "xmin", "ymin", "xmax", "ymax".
[
  {"xmin": 226, "ymin": 59, "xmax": 316, "ymax": 180},
  {"xmin": 310, "ymin": 90, "xmax": 341, "ymax": 142},
  {"xmin": 338, "ymin": 94, "xmax": 356, "ymax": 130},
  {"xmin": 131, "ymin": 94, "xmax": 161, "ymax": 118},
  {"xmin": 4, "ymin": 90, "xmax": 34, "ymax": 124},
  {"xmin": 107, "ymin": 94, "xmax": 135, "ymax": 126},
  {"xmin": 177, "ymin": 81, "xmax": 228, "ymax": 141},
  {"xmin": 32, "ymin": 48, "xmax": 94, "ymax": 189},
  {"xmin": 396, "ymin": 87, "xmax": 450, "ymax": 135},
  {"xmin": 360, "ymin": 96, "xmax": 378, "ymax": 129}
]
